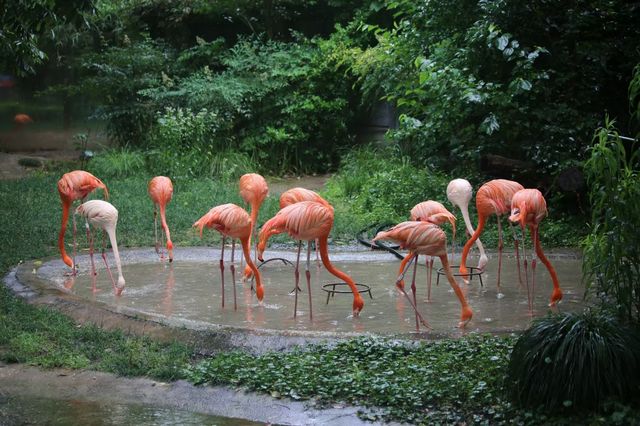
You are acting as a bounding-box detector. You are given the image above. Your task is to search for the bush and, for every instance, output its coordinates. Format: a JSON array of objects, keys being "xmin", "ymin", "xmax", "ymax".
[
  {"xmin": 325, "ymin": 146, "xmax": 450, "ymax": 230},
  {"xmin": 582, "ymin": 122, "xmax": 640, "ymax": 322},
  {"xmin": 507, "ymin": 310, "xmax": 640, "ymax": 412}
]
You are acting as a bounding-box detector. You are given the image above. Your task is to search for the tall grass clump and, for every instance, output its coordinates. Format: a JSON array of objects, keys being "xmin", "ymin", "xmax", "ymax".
[
  {"xmin": 582, "ymin": 120, "xmax": 640, "ymax": 322},
  {"xmin": 87, "ymin": 146, "xmax": 146, "ymax": 178},
  {"xmin": 507, "ymin": 310, "xmax": 640, "ymax": 412}
]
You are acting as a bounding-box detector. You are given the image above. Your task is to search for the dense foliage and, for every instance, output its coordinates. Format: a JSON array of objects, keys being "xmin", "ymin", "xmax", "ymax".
[
  {"xmin": 507, "ymin": 310, "xmax": 640, "ymax": 412},
  {"xmin": 582, "ymin": 123, "xmax": 640, "ymax": 322}
]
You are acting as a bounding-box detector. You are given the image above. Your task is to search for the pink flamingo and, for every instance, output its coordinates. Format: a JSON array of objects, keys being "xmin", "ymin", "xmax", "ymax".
[
  {"xmin": 396, "ymin": 201, "xmax": 456, "ymax": 302},
  {"xmin": 239, "ymin": 173, "xmax": 269, "ymax": 279},
  {"xmin": 257, "ymin": 201, "xmax": 364, "ymax": 319},
  {"xmin": 58, "ymin": 170, "xmax": 109, "ymax": 272},
  {"xmin": 509, "ymin": 189, "xmax": 563, "ymax": 308},
  {"xmin": 374, "ymin": 221, "xmax": 472, "ymax": 329},
  {"xmin": 446, "ymin": 178, "xmax": 488, "ymax": 269},
  {"xmin": 148, "ymin": 176, "xmax": 174, "ymax": 262},
  {"xmin": 75, "ymin": 200, "xmax": 125, "ymax": 295},
  {"xmin": 459, "ymin": 179, "xmax": 524, "ymax": 296},
  {"xmin": 193, "ymin": 203, "xmax": 264, "ymax": 310},
  {"xmin": 279, "ymin": 187, "xmax": 333, "ymax": 268}
]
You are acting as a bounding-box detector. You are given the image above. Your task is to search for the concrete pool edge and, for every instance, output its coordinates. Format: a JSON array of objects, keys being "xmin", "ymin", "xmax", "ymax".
[{"xmin": 4, "ymin": 247, "xmax": 583, "ymax": 353}]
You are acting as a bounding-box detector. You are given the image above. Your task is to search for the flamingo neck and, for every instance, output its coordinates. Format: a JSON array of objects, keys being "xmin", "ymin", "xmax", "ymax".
[{"xmin": 58, "ymin": 198, "xmax": 73, "ymax": 267}]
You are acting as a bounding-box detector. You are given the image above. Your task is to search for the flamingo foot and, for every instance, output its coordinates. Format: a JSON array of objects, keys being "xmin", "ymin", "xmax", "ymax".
[{"xmin": 458, "ymin": 306, "xmax": 473, "ymax": 328}]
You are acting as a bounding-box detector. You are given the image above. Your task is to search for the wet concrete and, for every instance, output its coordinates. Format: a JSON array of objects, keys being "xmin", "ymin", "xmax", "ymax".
[{"xmin": 0, "ymin": 363, "xmax": 384, "ymax": 425}]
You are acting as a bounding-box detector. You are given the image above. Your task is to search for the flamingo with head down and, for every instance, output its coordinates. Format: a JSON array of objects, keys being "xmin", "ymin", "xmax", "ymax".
[
  {"xmin": 395, "ymin": 200, "xmax": 456, "ymax": 302},
  {"xmin": 257, "ymin": 201, "xmax": 364, "ymax": 320},
  {"xmin": 374, "ymin": 221, "xmax": 472, "ymax": 329},
  {"xmin": 459, "ymin": 179, "xmax": 524, "ymax": 297},
  {"xmin": 194, "ymin": 203, "xmax": 264, "ymax": 310},
  {"xmin": 509, "ymin": 189, "xmax": 563, "ymax": 308},
  {"xmin": 75, "ymin": 200, "xmax": 125, "ymax": 296},
  {"xmin": 446, "ymin": 178, "xmax": 488, "ymax": 269},
  {"xmin": 148, "ymin": 176, "xmax": 174, "ymax": 262},
  {"xmin": 58, "ymin": 170, "xmax": 109, "ymax": 273},
  {"xmin": 239, "ymin": 173, "xmax": 269, "ymax": 279}
]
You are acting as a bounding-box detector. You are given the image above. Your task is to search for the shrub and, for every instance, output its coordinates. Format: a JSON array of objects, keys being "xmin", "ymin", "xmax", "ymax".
[
  {"xmin": 507, "ymin": 310, "xmax": 640, "ymax": 412},
  {"xmin": 582, "ymin": 121, "xmax": 640, "ymax": 322},
  {"xmin": 325, "ymin": 145, "xmax": 450, "ymax": 231}
]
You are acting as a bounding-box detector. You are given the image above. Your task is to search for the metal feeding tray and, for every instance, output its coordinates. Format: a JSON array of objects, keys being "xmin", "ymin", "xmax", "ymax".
[
  {"xmin": 435, "ymin": 265, "xmax": 484, "ymax": 287},
  {"xmin": 322, "ymin": 282, "xmax": 373, "ymax": 304}
]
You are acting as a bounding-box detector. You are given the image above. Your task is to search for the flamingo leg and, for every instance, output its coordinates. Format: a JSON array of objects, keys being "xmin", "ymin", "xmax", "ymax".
[
  {"xmin": 71, "ymin": 210, "xmax": 78, "ymax": 276},
  {"xmin": 395, "ymin": 255, "xmax": 431, "ymax": 330},
  {"xmin": 530, "ymin": 225, "xmax": 537, "ymax": 309},
  {"xmin": 496, "ymin": 215, "xmax": 504, "ymax": 297},
  {"xmin": 314, "ymin": 238, "xmax": 321, "ymax": 268},
  {"xmin": 87, "ymin": 223, "xmax": 97, "ymax": 276},
  {"xmin": 511, "ymin": 223, "xmax": 523, "ymax": 286},
  {"xmin": 293, "ymin": 241, "xmax": 302, "ymax": 318},
  {"xmin": 231, "ymin": 239, "xmax": 237, "ymax": 311},
  {"xmin": 306, "ymin": 240, "xmax": 313, "ymax": 320},
  {"xmin": 153, "ymin": 206, "xmax": 160, "ymax": 257},
  {"xmin": 160, "ymin": 215, "xmax": 166, "ymax": 261},
  {"xmin": 521, "ymin": 224, "xmax": 531, "ymax": 312},
  {"xmin": 83, "ymin": 216, "xmax": 97, "ymax": 276},
  {"xmin": 220, "ymin": 236, "xmax": 226, "ymax": 308},
  {"xmin": 411, "ymin": 254, "xmax": 419, "ymax": 331},
  {"xmin": 426, "ymin": 256, "xmax": 434, "ymax": 303},
  {"xmin": 100, "ymin": 230, "xmax": 117, "ymax": 293}
]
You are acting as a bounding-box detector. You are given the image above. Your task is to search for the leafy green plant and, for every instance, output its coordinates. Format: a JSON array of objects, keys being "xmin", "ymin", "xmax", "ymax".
[
  {"xmin": 582, "ymin": 121, "xmax": 640, "ymax": 322},
  {"xmin": 186, "ymin": 335, "xmax": 516, "ymax": 424},
  {"xmin": 507, "ymin": 309, "xmax": 640, "ymax": 412}
]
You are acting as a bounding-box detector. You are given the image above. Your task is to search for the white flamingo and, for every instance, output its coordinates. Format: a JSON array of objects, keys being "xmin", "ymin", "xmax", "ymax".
[
  {"xmin": 446, "ymin": 178, "xmax": 488, "ymax": 270},
  {"xmin": 75, "ymin": 200, "xmax": 125, "ymax": 295}
]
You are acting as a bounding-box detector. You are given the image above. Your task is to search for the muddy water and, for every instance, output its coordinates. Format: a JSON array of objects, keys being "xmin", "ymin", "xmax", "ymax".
[
  {"xmin": 0, "ymin": 395, "xmax": 263, "ymax": 425},
  {"xmin": 60, "ymin": 252, "xmax": 585, "ymax": 335}
]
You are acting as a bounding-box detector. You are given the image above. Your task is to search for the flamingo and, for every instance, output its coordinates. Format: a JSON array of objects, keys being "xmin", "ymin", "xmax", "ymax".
[
  {"xmin": 374, "ymin": 221, "xmax": 472, "ymax": 329},
  {"xmin": 396, "ymin": 201, "xmax": 456, "ymax": 302},
  {"xmin": 446, "ymin": 178, "xmax": 488, "ymax": 269},
  {"xmin": 459, "ymin": 179, "xmax": 524, "ymax": 296},
  {"xmin": 75, "ymin": 200, "xmax": 125, "ymax": 296},
  {"xmin": 58, "ymin": 170, "xmax": 109, "ymax": 272},
  {"xmin": 13, "ymin": 113, "xmax": 33, "ymax": 129},
  {"xmin": 193, "ymin": 203, "xmax": 264, "ymax": 310},
  {"xmin": 239, "ymin": 173, "xmax": 268, "ymax": 279},
  {"xmin": 279, "ymin": 187, "xmax": 333, "ymax": 269},
  {"xmin": 148, "ymin": 176, "xmax": 174, "ymax": 262},
  {"xmin": 257, "ymin": 201, "xmax": 364, "ymax": 319},
  {"xmin": 509, "ymin": 189, "xmax": 563, "ymax": 308}
]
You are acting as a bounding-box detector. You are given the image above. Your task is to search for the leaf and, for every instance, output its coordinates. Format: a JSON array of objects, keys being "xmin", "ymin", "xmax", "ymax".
[{"xmin": 497, "ymin": 35, "xmax": 509, "ymax": 51}]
